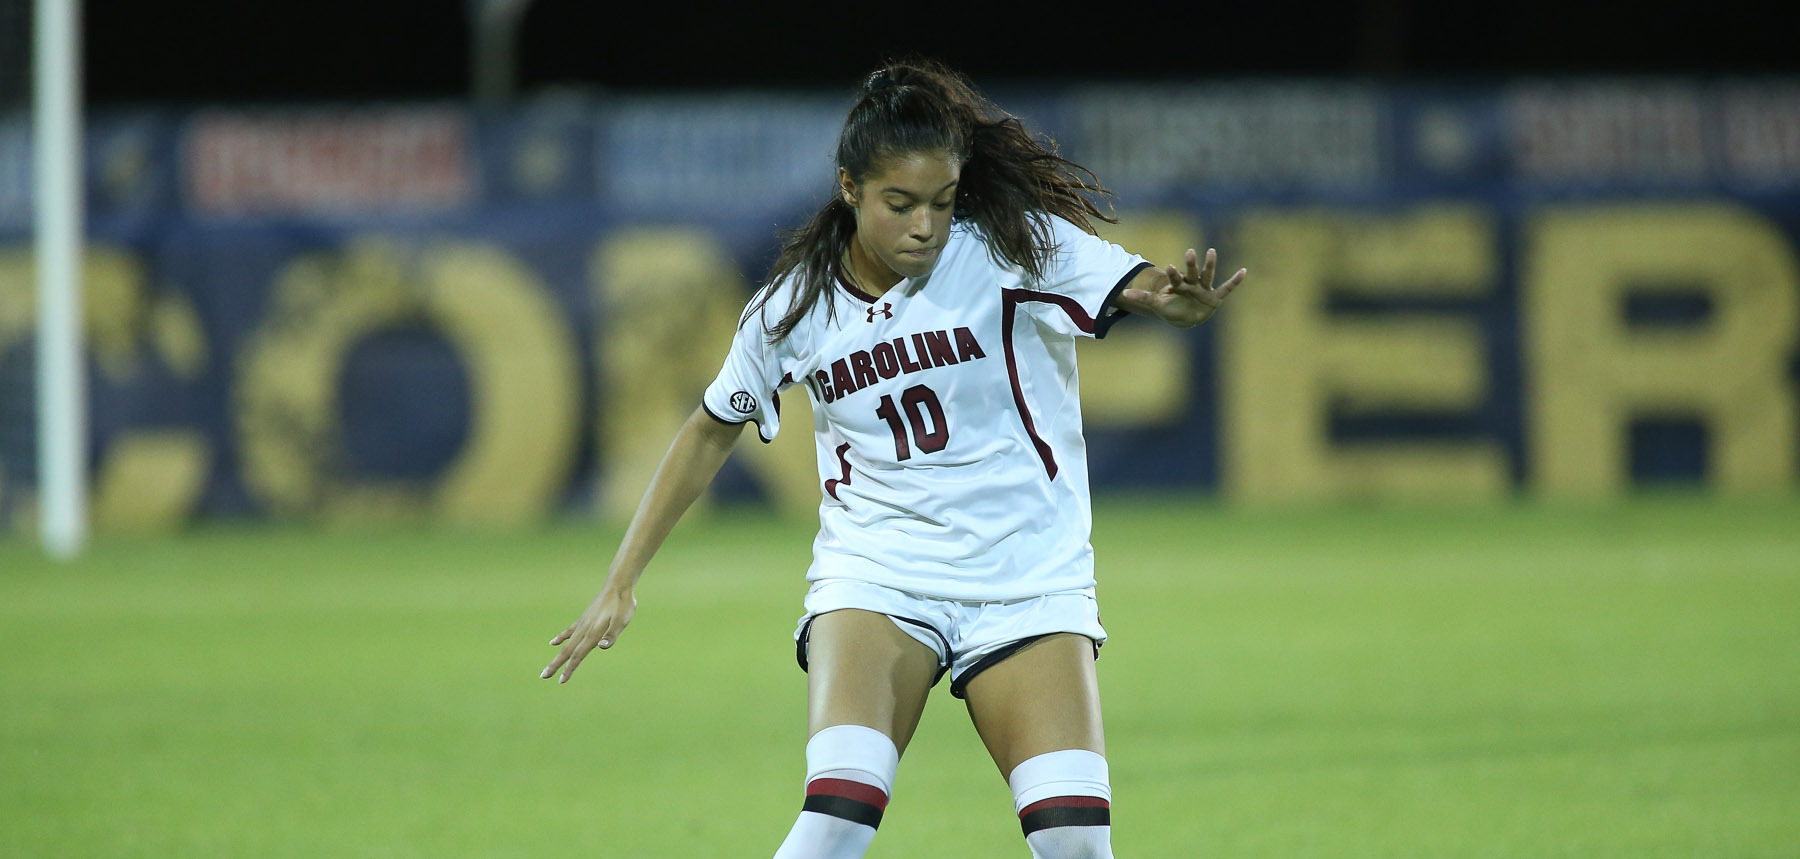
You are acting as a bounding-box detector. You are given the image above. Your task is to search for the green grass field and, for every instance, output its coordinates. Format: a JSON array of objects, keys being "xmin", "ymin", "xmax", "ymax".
[{"xmin": 3, "ymin": 494, "xmax": 1798, "ymax": 857}]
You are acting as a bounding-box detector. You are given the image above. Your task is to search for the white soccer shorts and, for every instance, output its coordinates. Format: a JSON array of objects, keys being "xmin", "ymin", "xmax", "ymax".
[{"xmin": 794, "ymin": 578, "xmax": 1106, "ymax": 699}]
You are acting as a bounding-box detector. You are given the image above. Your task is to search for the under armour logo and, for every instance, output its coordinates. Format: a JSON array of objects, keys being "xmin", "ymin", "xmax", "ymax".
[{"xmin": 866, "ymin": 302, "xmax": 893, "ymax": 322}]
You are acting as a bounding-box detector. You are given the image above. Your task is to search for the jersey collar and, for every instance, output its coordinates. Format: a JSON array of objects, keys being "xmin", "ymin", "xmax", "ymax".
[{"xmin": 836, "ymin": 271, "xmax": 889, "ymax": 305}]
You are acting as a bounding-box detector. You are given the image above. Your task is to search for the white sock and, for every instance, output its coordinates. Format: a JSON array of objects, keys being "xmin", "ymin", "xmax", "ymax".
[
  {"xmin": 772, "ymin": 725, "xmax": 899, "ymax": 859},
  {"xmin": 1009, "ymin": 749, "xmax": 1114, "ymax": 859}
]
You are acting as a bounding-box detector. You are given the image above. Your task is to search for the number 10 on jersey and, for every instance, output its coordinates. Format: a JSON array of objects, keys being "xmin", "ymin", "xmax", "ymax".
[{"xmin": 874, "ymin": 384, "xmax": 948, "ymax": 460}]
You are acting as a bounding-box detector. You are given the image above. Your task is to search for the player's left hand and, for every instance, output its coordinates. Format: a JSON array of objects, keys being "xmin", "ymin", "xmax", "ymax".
[
  {"xmin": 541, "ymin": 585, "xmax": 637, "ymax": 685},
  {"xmin": 1119, "ymin": 248, "xmax": 1245, "ymax": 328}
]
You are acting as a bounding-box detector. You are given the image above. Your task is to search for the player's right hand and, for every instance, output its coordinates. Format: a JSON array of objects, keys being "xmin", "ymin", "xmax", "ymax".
[{"xmin": 541, "ymin": 586, "xmax": 637, "ymax": 684}]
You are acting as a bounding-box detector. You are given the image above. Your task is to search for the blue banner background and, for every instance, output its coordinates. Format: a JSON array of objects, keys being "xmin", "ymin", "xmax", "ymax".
[{"xmin": 1, "ymin": 80, "xmax": 1797, "ymax": 527}]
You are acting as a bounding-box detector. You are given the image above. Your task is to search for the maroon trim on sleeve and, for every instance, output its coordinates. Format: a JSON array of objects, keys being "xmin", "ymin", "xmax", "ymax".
[
  {"xmin": 702, "ymin": 399, "xmax": 776, "ymax": 445},
  {"xmin": 773, "ymin": 372, "xmax": 792, "ymax": 418},
  {"xmin": 1001, "ymin": 288, "xmax": 1102, "ymax": 481},
  {"xmin": 1094, "ymin": 261, "xmax": 1153, "ymax": 339},
  {"xmin": 701, "ymin": 401, "xmax": 746, "ymax": 427}
]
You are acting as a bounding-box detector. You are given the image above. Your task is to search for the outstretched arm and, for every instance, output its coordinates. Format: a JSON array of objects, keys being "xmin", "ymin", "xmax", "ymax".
[
  {"xmin": 541, "ymin": 405, "xmax": 743, "ymax": 684},
  {"xmin": 1112, "ymin": 247, "xmax": 1246, "ymax": 328}
]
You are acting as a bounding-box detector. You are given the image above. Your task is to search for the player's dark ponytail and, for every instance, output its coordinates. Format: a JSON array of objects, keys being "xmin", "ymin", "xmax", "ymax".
[{"xmin": 749, "ymin": 58, "xmax": 1117, "ymax": 344}]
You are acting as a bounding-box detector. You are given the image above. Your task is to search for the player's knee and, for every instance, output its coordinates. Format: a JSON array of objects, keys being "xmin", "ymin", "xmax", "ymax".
[{"xmin": 805, "ymin": 724, "xmax": 899, "ymax": 792}]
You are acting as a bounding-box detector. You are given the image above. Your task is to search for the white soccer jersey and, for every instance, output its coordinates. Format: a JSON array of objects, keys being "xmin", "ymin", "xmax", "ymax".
[{"xmin": 702, "ymin": 215, "xmax": 1151, "ymax": 601}]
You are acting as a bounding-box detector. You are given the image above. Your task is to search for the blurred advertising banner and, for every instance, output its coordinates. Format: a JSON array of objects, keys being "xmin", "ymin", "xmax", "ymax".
[
  {"xmin": 1067, "ymin": 83, "xmax": 1386, "ymax": 192},
  {"xmin": 0, "ymin": 117, "xmax": 28, "ymax": 230},
  {"xmin": 183, "ymin": 109, "xmax": 475, "ymax": 216},
  {"xmin": 0, "ymin": 80, "xmax": 1797, "ymax": 531}
]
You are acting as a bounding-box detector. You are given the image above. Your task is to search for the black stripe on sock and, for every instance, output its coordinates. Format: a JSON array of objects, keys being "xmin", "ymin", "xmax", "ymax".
[
  {"xmin": 1020, "ymin": 805, "xmax": 1111, "ymax": 835},
  {"xmin": 802, "ymin": 794, "xmax": 885, "ymax": 829}
]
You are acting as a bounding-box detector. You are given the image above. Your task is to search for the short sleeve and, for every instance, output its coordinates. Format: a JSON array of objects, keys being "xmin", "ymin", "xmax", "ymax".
[
  {"xmin": 1031, "ymin": 215, "xmax": 1153, "ymax": 339},
  {"xmin": 702, "ymin": 302, "xmax": 790, "ymax": 444}
]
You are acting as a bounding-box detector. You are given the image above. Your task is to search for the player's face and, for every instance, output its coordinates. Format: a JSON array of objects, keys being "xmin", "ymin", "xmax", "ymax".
[{"xmin": 841, "ymin": 151, "xmax": 961, "ymax": 287}]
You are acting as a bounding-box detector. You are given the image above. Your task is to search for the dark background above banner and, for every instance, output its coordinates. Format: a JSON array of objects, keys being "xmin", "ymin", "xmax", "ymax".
[{"xmin": 74, "ymin": 0, "xmax": 1800, "ymax": 105}]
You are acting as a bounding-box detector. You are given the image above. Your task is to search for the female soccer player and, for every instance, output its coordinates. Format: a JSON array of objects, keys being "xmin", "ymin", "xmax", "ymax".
[{"xmin": 542, "ymin": 59, "xmax": 1245, "ymax": 858}]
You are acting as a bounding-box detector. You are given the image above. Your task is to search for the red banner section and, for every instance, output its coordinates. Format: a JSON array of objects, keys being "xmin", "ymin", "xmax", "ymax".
[{"xmin": 183, "ymin": 110, "xmax": 473, "ymax": 216}]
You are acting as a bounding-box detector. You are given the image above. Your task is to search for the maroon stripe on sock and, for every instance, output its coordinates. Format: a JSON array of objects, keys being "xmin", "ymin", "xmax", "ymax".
[
  {"xmin": 1019, "ymin": 796, "xmax": 1111, "ymax": 835},
  {"xmin": 1019, "ymin": 795, "xmax": 1110, "ymax": 817},
  {"xmin": 802, "ymin": 795, "xmax": 883, "ymax": 829},
  {"xmin": 807, "ymin": 778, "xmax": 890, "ymax": 812}
]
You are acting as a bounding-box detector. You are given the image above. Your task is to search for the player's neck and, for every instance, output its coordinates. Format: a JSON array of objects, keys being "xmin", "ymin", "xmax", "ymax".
[{"xmin": 844, "ymin": 239, "xmax": 904, "ymax": 297}]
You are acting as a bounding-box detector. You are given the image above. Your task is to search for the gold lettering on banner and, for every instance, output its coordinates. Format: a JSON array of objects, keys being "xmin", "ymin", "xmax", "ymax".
[
  {"xmin": 0, "ymin": 246, "xmax": 212, "ymax": 533},
  {"xmin": 1085, "ymin": 212, "xmax": 1197, "ymax": 425},
  {"xmin": 92, "ymin": 432, "xmax": 210, "ymax": 532},
  {"xmin": 235, "ymin": 239, "xmax": 580, "ymax": 525},
  {"xmin": 590, "ymin": 228, "xmax": 819, "ymax": 521},
  {"xmin": 1524, "ymin": 203, "xmax": 1800, "ymax": 495},
  {"xmin": 1222, "ymin": 206, "xmax": 1507, "ymax": 502}
]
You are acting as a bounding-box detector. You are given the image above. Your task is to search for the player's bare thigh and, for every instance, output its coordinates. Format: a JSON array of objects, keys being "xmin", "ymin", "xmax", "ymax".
[
  {"xmin": 804, "ymin": 608, "xmax": 941, "ymax": 754},
  {"xmin": 960, "ymin": 633, "xmax": 1106, "ymax": 777}
]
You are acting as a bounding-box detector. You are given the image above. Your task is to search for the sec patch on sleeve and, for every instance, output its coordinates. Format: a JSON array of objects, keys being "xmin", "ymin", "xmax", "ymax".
[{"xmin": 730, "ymin": 391, "xmax": 758, "ymax": 414}]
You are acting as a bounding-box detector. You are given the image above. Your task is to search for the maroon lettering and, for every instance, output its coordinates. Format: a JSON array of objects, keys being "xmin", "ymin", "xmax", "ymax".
[
  {"xmin": 902, "ymin": 385, "xmax": 949, "ymax": 454},
  {"xmin": 909, "ymin": 333, "xmax": 932, "ymax": 370},
  {"xmin": 872, "ymin": 342, "xmax": 900, "ymax": 379},
  {"xmin": 895, "ymin": 336, "xmax": 923, "ymax": 374},
  {"xmin": 831, "ymin": 358, "xmax": 857, "ymax": 398},
  {"xmin": 875, "ymin": 394, "xmax": 910, "ymax": 460},
  {"xmin": 850, "ymin": 350, "xmax": 879, "ymax": 389},
  {"xmin": 822, "ymin": 328, "xmax": 985, "ymax": 403},
  {"xmin": 875, "ymin": 384, "xmax": 951, "ymax": 461},
  {"xmin": 954, "ymin": 326, "xmax": 986, "ymax": 362},
  {"xmin": 923, "ymin": 330, "xmax": 958, "ymax": 367}
]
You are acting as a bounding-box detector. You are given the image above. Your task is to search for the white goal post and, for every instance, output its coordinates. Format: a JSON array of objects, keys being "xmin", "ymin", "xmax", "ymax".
[{"xmin": 35, "ymin": 0, "xmax": 84, "ymax": 559}]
